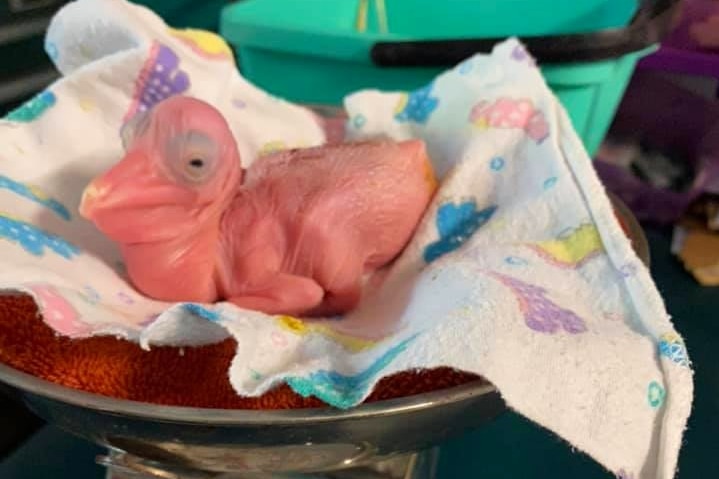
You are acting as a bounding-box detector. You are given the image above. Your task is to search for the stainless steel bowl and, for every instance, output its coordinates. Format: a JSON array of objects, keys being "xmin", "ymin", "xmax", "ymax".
[
  {"xmin": 0, "ymin": 363, "xmax": 501, "ymax": 476},
  {"xmin": 0, "ymin": 192, "xmax": 648, "ymax": 478}
]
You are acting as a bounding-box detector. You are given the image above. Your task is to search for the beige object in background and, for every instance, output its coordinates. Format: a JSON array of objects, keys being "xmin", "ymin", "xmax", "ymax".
[{"xmin": 675, "ymin": 218, "xmax": 719, "ymax": 286}]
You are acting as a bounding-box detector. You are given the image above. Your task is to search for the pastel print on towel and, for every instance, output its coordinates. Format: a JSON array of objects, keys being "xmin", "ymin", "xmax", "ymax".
[{"xmin": 342, "ymin": 37, "xmax": 691, "ymax": 479}]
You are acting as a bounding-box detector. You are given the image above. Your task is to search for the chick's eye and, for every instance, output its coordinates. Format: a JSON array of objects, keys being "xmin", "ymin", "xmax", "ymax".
[
  {"xmin": 183, "ymin": 156, "xmax": 208, "ymax": 180},
  {"xmin": 166, "ymin": 130, "xmax": 218, "ymax": 183}
]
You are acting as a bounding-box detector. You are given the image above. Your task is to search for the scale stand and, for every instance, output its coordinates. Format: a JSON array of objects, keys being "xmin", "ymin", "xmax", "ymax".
[{"xmin": 101, "ymin": 447, "xmax": 440, "ymax": 479}]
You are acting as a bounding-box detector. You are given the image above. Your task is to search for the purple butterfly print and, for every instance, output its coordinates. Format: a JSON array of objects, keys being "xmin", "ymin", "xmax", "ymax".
[
  {"xmin": 618, "ymin": 262, "xmax": 638, "ymax": 279},
  {"xmin": 139, "ymin": 314, "xmax": 160, "ymax": 327},
  {"xmin": 617, "ymin": 469, "xmax": 634, "ymax": 479},
  {"xmin": 116, "ymin": 291, "xmax": 135, "ymax": 305},
  {"xmin": 511, "ymin": 44, "xmax": 537, "ymax": 67},
  {"xmin": 124, "ymin": 42, "xmax": 190, "ymax": 122},
  {"xmin": 490, "ymin": 272, "xmax": 587, "ymax": 334},
  {"xmin": 511, "ymin": 45, "xmax": 528, "ymax": 61}
]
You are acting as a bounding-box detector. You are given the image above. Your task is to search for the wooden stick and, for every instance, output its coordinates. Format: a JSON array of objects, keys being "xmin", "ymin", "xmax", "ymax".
[
  {"xmin": 375, "ymin": 0, "xmax": 388, "ymax": 33},
  {"xmin": 355, "ymin": 0, "xmax": 369, "ymax": 32}
]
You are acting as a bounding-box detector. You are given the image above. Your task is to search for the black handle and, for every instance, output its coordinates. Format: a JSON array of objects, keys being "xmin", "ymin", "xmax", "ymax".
[{"xmin": 371, "ymin": 0, "xmax": 682, "ymax": 67}]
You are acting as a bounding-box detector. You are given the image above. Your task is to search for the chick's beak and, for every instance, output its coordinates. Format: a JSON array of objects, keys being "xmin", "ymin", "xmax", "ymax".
[
  {"xmin": 79, "ymin": 151, "xmax": 149, "ymax": 220},
  {"xmin": 78, "ymin": 151, "xmax": 203, "ymax": 227},
  {"xmin": 79, "ymin": 180, "xmax": 110, "ymax": 219},
  {"xmin": 80, "ymin": 181, "xmax": 107, "ymax": 220}
]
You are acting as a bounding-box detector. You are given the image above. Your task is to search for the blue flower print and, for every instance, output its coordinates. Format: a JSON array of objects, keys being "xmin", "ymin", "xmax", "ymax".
[
  {"xmin": 543, "ymin": 176, "xmax": 558, "ymax": 190},
  {"xmin": 5, "ymin": 90, "xmax": 56, "ymax": 122},
  {"xmin": 424, "ymin": 201, "xmax": 497, "ymax": 263},
  {"xmin": 457, "ymin": 59, "xmax": 473, "ymax": 75},
  {"xmin": 647, "ymin": 381, "xmax": 666, "ymax": 409},
  {"xmin": 505, "ymin": 256, "xmax": 528, "ymax": 266},
  {"xmin": 352, "ymin": 114, "xmax": 366, "ymax": 129},
  {"xmin": 0, "ymin": 214, "xmax": 79, "ymax": 259},
  {"xmin": 394, "ymin": 83, "xmax": 439, "ymax": 124},
  {"xmin": 182, "ymin": 303, "xmax": 221, "ymax": 322},
  {"xmin": 286, "ymin": 334, "xmax": 418, "ymax": 409},
  {"xmin": 44, "ymin": 39, "xmax": 59, "ymax": 63},
  {"xmin": 490, "ymin": 157, "xmax": 505, "ymax": 171},
  {"xmin": 658, "ymin": 333, "xmax": 690, "ymax": 367},
  {"xmin": 0, "ymin": 175, "xmax": 71, "ymax": 220}
]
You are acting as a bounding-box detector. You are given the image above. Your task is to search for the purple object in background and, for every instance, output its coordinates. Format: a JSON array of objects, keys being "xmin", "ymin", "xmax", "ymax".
[
  {"xmin": 596, "ymin": 70, "xmax": 719, "ymax": 224},
  {"xmin": 659, "ymin": 0, "xmax": 719, "ymax": 51},
  {"xmin": 638, "ymin": 0, "xmax": 719, "ymax": 87},
  {"xmin": 599, "ymin": 1, "xmax": 719, "ymax": 223},
  {"xmin": 594, "ymin": 160, "xmax": 698, "ymax": 224}
]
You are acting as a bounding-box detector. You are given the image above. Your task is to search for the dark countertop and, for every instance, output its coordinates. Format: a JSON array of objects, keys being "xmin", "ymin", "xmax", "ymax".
[{"xmin": 0, "ymin": 226, "xmax": 715, "ymax": 479}]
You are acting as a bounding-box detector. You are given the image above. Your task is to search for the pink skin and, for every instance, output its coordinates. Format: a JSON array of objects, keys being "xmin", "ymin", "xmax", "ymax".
[
  {"xmin": 80, "ymin": 96, "xmax": 437, "ymax": 317},
  {"xmin": 309, "ymin": 111, "xmax": 347, "ymax": 144}
]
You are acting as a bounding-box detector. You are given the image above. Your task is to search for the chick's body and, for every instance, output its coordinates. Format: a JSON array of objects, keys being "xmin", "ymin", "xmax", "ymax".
[
  {"xmin": 80, "ymin": 96, "xmax": 437, "ymax": 316},
  {"xmin": 220, "ymin": 140, "xmax": 436, "ymax": 315}
]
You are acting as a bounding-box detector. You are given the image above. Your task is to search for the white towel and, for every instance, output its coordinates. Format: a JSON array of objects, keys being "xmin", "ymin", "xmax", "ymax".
[{"xmin": 0, "ymin": 1, "xmax": 693, "ymax": 478}]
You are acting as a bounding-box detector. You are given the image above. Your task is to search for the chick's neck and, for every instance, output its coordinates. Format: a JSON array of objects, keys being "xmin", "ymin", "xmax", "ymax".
[
  {"xmin": 212, "ymin": 187, "xmax": 287, "ymax": 300},
  {"xmin": 121, "ymin": 206, "xmax": 227, "ymax": 304}
]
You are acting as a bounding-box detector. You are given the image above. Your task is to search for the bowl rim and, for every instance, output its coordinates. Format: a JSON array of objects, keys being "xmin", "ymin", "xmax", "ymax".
[{"xmin": 0, "ymin": 361, "xmax": 496, "ymax": 425}]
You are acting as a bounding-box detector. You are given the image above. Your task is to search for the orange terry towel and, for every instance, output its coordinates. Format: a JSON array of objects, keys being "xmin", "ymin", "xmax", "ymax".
[{"xmin": 0, "ymin": 294, "xmax": 481, "ymax": 409}]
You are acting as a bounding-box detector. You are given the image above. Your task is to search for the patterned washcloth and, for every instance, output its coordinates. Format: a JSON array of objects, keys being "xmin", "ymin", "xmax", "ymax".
[{"xmin": 0, "ymin": 1, "xmax": 692, "ymax": 478}]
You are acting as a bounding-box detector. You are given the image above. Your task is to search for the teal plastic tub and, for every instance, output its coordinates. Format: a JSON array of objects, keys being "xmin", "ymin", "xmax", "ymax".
[{"xmin": 221, "ymin": 0, "xmax": 679, "ymax": 155}]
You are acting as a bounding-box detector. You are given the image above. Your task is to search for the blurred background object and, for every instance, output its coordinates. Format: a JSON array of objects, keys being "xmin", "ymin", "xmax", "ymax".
[
  {"xmin": 132, "ymin": 0, "xmax": 228, "ymax": 31},
  {"xmin": 220, "ymin": 0, "xmax": 678, "ymax": 156},
  {"xmin": 0, "ymin": 0, "xmax": 226, "ymax": 112},
  {"xmin": 0, "ymin": 388, "xmax": 43, "ymax": 461},
  {"xmin": 0, "ymin": 0, "xmax": 67, "ymax": 112},
  {"xmin": 594, "ymin": 0, "xmax": 719, "ymax": 285}
]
